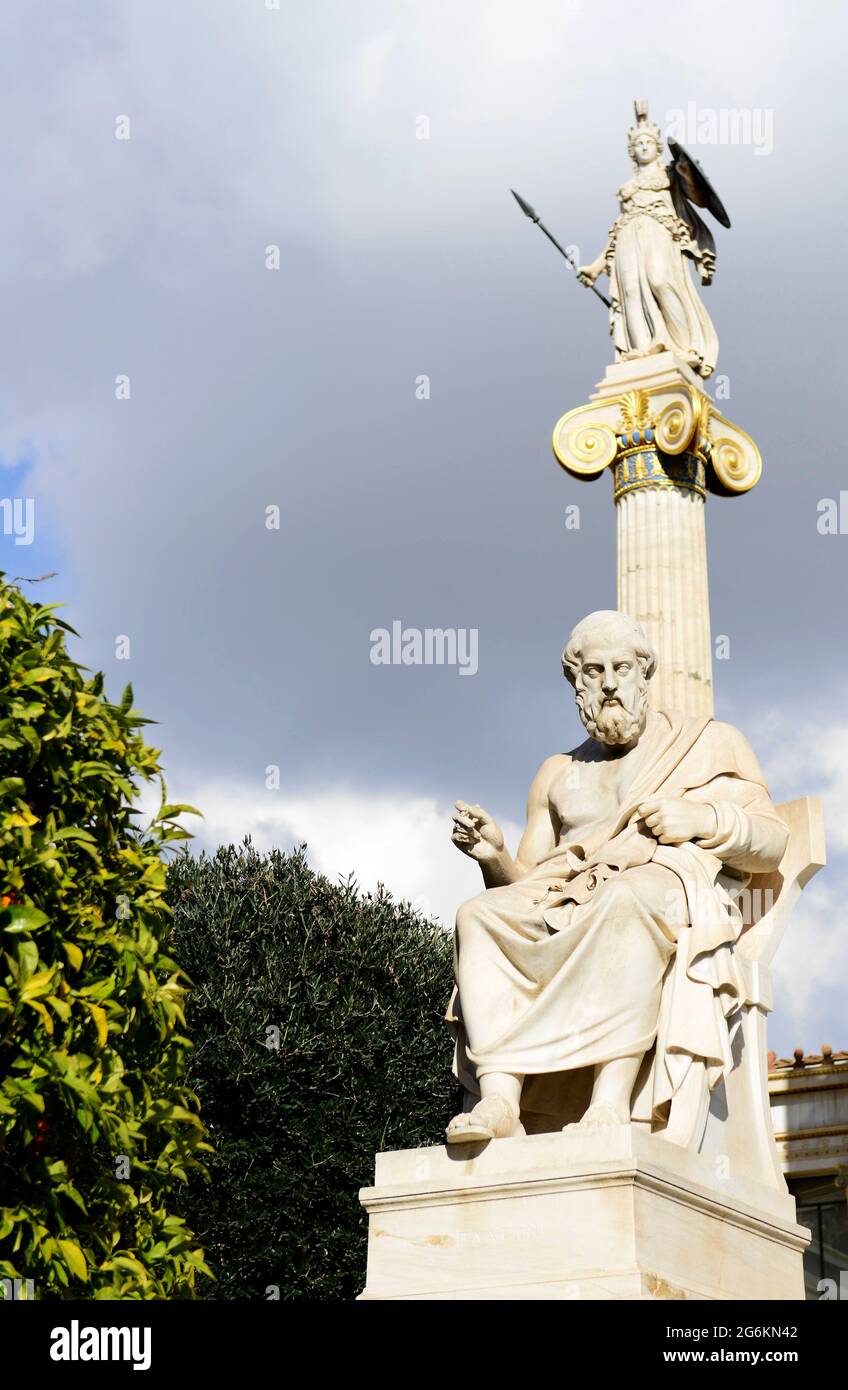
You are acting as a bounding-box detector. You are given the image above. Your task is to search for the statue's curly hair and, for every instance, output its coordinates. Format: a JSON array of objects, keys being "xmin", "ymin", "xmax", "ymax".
[{"xmin": 561, "ymin": 610, "xmax": 657, "ymax": 687}]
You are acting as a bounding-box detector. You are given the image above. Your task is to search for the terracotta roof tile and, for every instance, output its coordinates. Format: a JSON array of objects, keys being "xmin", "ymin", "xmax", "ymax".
[{"xmin": 768, "ymin": 1045, "xmax": 848, "ymax": 1072}]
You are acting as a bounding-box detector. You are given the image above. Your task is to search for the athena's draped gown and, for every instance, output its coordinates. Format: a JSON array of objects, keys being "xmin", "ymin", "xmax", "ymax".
[{"xmin": 605, "ymin": 163, "xmax": 719, "ymax": 378}]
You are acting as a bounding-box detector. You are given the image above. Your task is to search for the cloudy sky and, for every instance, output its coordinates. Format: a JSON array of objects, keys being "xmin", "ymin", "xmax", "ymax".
[{"xmin": 2, "ymin": 0, "xmax": 846, "ymax": 1056}]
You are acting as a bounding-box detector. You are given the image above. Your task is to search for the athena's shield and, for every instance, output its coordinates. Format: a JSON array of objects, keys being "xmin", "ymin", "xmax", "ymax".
[{"xmin": 667, "ymin": 139, "xmax": 731, "ymax": 228}]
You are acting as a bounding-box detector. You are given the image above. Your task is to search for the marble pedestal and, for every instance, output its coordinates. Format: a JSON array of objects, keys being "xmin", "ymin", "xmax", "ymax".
[{"xmin": 358, "ymin": 1126, "xmax": 808, "ymax": 1300}]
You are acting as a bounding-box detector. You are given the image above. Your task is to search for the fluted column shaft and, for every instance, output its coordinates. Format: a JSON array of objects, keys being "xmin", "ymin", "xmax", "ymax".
[{"xmin": 616, "ymin": 485, "xmax": 713, "ymax": 717}]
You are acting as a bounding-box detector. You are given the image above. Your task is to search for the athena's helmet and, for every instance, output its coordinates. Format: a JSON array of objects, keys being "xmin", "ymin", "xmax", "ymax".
[{"xmin": 627, "ymin": 99, "xmax": 664, "ymax": 162}]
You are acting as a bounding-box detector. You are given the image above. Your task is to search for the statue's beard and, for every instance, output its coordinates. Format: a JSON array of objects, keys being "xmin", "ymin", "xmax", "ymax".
[{"xmin": 576, "ymin": 683, "xmax": 649, "ymax": 746}]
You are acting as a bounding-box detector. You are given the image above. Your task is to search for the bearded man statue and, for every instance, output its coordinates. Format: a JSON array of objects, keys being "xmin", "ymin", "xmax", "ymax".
[{"xmin": 445, "ymin": 610, "xmax": 788, "ymax": 1145}]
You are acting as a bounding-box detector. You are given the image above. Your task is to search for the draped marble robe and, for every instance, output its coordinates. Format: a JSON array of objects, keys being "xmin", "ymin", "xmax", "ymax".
[
  {"xmin": 445, "ymin": 710, "xmax": 788, "ymax": 1134},
  {"xmin": 604, "ymin": 162, "xmax": 719, "ymax": 377}
]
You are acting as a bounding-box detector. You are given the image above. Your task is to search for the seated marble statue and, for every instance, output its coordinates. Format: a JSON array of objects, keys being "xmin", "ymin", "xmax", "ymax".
[{"xmin": 445, "ymin": 610, "xmax": 788, "ymax": 1144}]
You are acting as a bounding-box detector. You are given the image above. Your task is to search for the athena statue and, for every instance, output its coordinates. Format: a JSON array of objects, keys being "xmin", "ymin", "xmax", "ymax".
[{"xmin": 578, "ymin": 101, "xmax": 730, "ymax": 379}]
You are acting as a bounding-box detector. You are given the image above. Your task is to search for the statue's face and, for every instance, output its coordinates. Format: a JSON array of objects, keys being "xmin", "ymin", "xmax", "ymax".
[
  {"xmin": 632, "ymin": 133, "xmax": 658, "ymax": 166},
  {"xmin": 574, "ymin": 642, "xmax": 649, "ymax": 747}
]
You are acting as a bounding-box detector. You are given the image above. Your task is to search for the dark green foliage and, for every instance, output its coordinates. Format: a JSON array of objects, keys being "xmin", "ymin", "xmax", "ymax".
[
  {"xmin": 0, "ymin": 577, "xmax": 210, "ymax": 1298},
  {"xmin": 168, "ymin": 841, "xmax": 460, "ymax": 1300}
]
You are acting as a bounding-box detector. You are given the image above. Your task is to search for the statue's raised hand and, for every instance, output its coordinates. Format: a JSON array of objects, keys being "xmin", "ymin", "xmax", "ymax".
[{"xmin": 451, "ymin": 801, "xmax": 505, "ymax": 862}]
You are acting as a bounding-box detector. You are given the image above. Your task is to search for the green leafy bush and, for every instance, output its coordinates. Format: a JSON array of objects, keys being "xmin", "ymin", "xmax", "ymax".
[
  {"xmin": 0, "ymin": 577, "xmax": 210, "ymax": 1299},
  {"xmin": 168, "ymin": 841, "xmax": 459, "ymax": 1300}
]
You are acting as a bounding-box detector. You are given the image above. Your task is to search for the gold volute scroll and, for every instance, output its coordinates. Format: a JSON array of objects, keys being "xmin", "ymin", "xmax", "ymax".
[
  {"xmin": 653, "ymin": 390, "xmax": 698, "ymax": 455},
  {"xmin": 707, "ymin": 408, "xmax": 762, "ymax": 492},
  {"xmin": 552, "ymin": 402, "xmax": 618, "ymax": 478}
]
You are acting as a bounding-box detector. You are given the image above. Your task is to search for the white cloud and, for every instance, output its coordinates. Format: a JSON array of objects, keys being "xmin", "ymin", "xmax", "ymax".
[
  {"xmin": 171, "ymin": 779, "xmax": 522, "ymax": 930},
  {"xmin": 761, "ymin": 717, "xmax": 848, "ymax": 853},
  {"xmin": 744, "ymin": 714, "xmax": 848, "ymax": 1053},
  {"xmin": 770, "ymin": 877, "xmax": 848, "ymax": 1054},
  {"xmin": 351, "ymin": 28, "xmax": 397, "ymax": 108}
]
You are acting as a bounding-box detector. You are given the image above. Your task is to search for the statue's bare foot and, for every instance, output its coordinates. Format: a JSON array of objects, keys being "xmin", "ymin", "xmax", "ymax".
[
  {"xmin": 563, "ymin": 1103, "xmax": 629, "ymax": 1132},
  {"xmin": 446, "ymin": 1095, "xmax": 525, "ymax": 1145}
]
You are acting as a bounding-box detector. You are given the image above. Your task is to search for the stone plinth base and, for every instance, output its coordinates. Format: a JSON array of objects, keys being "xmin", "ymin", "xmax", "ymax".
[{"xmin": 358, "ymin": 1127, "xmax": 808, "ymax": 1300}]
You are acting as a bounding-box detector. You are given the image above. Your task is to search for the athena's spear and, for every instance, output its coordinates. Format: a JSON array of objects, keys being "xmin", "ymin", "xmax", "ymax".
[{"xmin": 510, "ymin": 188, "xmax": 612, "ymax": 309}]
